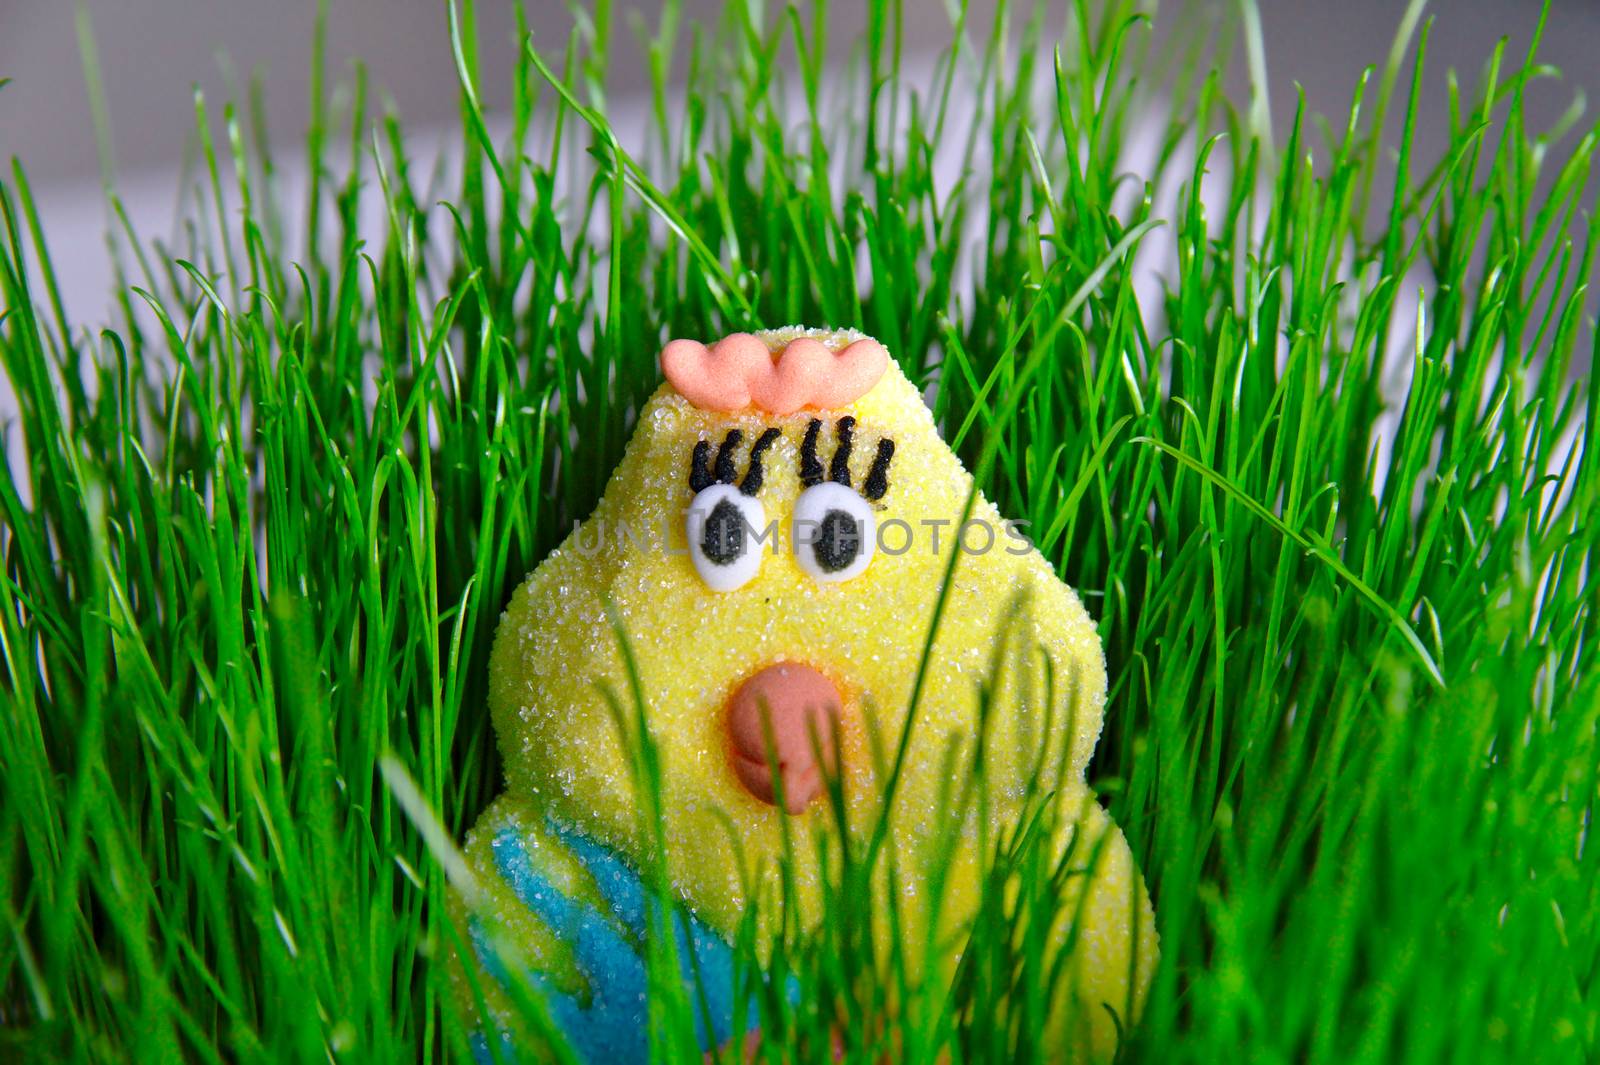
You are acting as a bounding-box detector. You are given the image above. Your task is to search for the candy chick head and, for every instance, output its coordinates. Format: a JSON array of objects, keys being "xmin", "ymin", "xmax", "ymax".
[{"xmin": 486, "ymin": 327, "xmax": 1156, "ymax": 1059}]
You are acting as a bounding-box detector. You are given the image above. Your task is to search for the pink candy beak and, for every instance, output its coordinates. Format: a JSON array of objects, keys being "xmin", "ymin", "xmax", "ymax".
[{"xmin": 725, "ymin": 662, "xmax": 842, "ymax": 813}]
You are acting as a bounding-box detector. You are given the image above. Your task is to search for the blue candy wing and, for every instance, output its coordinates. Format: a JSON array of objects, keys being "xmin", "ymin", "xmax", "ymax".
[{"xmin": 471, "ymin": 821, "xmax": 754, "ymax": 1064}]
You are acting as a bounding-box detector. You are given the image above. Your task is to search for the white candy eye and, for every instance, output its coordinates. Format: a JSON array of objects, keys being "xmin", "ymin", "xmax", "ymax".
[
  {"xmin": 792, "ymin": 482, "xmax": 876, "ymax": 584},
  {"xmin": 687, "ymin": 484, "xmax": 767, "ymax": 592}
]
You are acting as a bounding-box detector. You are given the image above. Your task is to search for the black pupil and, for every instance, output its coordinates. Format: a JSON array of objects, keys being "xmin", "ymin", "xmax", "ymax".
[
  {"xmin": 813, "ymin": 509, "xmax": 862, "ymax": 573},
  {"xmin": 701, "ymin": 498, "xmax": 746, "ymax": 565}
]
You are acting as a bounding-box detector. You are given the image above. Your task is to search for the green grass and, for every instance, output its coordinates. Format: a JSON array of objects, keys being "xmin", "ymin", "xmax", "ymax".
[{"xmin": 2, "ymin": 0, "xmax": 1597, "ymax": 1061}]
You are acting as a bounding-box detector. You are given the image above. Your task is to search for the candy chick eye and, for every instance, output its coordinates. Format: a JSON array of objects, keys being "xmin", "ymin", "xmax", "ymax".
[
  {"xmin": 791, "ymin": 416, "xmax": 892, "ymax": 584},
  {"xmin": 684, "ymin": 426, "xmax": 781, "ymax": 592},
  {"xmin": 687, "ymin": 484, "xmax": 765, "ymax": 591},
  {"xmin": 793, "ymin": 482, "xmax": 874, "ymax": 583}
]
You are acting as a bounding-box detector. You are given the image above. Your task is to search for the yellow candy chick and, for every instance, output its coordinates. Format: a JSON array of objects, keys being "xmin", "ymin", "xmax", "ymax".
[{"xmin": 452, "ymin": 327, "xmax": 1157, "ymax": 1063}]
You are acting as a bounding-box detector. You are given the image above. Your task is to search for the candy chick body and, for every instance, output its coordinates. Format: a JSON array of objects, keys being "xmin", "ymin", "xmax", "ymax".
[{"xmin": 452, "ymin": 327, "xmax": 1157, "ymax": 1062}]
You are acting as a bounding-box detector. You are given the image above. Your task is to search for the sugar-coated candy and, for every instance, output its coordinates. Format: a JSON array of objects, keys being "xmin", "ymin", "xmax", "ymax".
[{"xmin": 451, "ymin": 327, "xmax": 1157, "ymax": 1062}]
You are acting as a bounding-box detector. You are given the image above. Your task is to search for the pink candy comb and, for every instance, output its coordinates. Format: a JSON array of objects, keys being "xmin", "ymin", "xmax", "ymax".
[{"xmin": 661, "ymin": 332, "xmax": 889, "ymax": 414}]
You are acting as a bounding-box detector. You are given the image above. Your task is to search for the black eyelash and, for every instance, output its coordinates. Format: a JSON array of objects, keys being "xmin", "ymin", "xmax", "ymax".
[
  {"xmin": 689, "ymin": 427, "xmax": 782, "ymax": 495},
  {"xmin": 795, "ymin": 416, "xmax": 896, "ymax": 498},
  {"xmin": 689, "ymin": 440, "xmax": 713, "ymax": 492},
  {"xmin": 713, "ymin": 430, "xmax": 743, "ymax": 484},
  {"xmin": 688, "ymin": 420, "xmax": 896, "ymax": 499},
  {"xmin": 829, "ymin": 417, "xmax": 855, "ymax": 486},
  {"xmin": 799, "ymin": 419, "xmax": 825, "ymax": 488},
  {"xmin": 863, "ymin": 438, "xmax": 895, "ymax": 501},
  {"xmin": 740, "ymin": 427, "xmax": 782, "ymax": 496}
]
